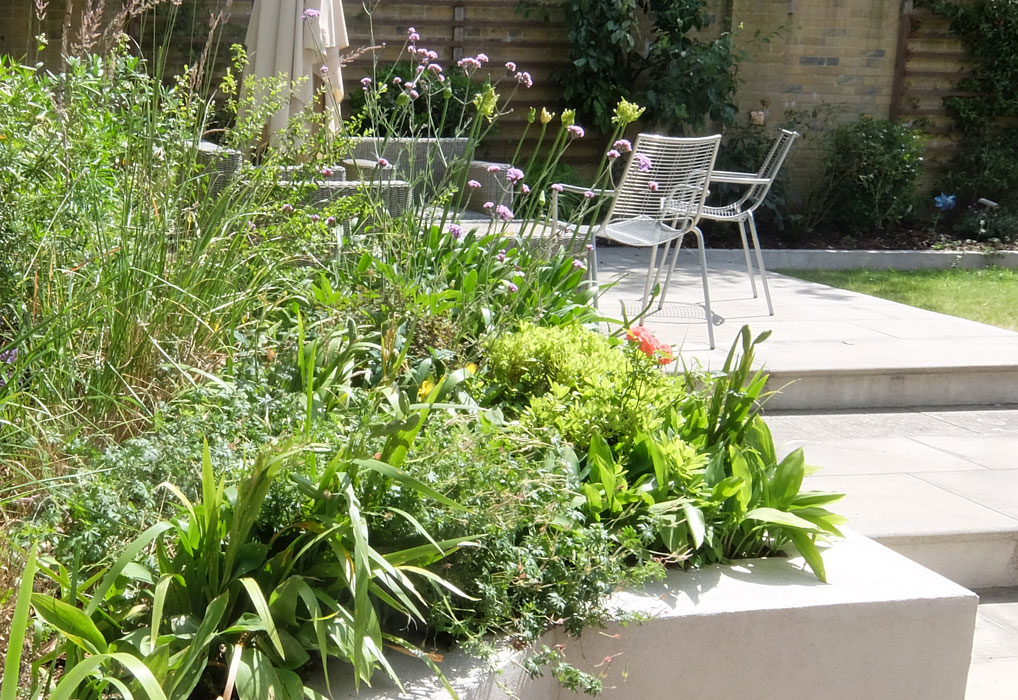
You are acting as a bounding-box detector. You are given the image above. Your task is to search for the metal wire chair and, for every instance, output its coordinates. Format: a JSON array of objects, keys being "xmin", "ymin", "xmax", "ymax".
[
  {"xmin": 702, "ymin": 129, "xmax": 800, "ymax": 315},
  {"xmin": 575, "ymin": 133, "xmax": 722, "ymax": 349}
]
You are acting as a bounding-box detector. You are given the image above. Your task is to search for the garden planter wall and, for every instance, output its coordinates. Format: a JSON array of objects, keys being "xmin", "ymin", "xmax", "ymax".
[
  {"xmin": 348, "ymin": 137, "xmax": 469, "ymax": 201},
  {"xmin": 323, "ymin": 531, "xmax": 976, "ymax": 700}
]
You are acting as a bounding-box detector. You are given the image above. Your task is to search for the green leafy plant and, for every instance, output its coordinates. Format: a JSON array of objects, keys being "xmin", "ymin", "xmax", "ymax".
[
  {"xmin": 21, "ymin": 439, "xmax": 470, "ymax": 700},
  {"xmin": 814, "ymin": 117, "xmax": 925, "ymax": 233},
  {"xmin": 543, "ymin": 0, "xmax": 741, "ymax": 132}
]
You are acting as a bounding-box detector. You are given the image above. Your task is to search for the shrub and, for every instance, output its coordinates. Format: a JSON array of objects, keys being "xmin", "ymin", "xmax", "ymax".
[
  {"xmin": 818, "ymin": 117, "xmax": 925, "ymax": 232},
  {"xmin": 486, "ymin": 323, "xmax": 685, "ymax": 451}
]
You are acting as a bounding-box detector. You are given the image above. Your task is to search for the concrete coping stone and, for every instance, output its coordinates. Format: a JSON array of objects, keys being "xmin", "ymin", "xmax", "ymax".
[
  {"xmin": 320, "ymin": 531, "xmax": 976, "ymax": 700},
  {"xmin": 703, "ymin": 248, "xmax": 1018, "ymax": 270}
]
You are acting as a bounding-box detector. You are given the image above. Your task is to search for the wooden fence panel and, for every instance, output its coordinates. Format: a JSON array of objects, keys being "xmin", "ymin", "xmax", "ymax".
[
  {"xmin": 340, "ymin": 0, "xmax": 602, "ymax": 164},
  {"xmin": 891, "ymin": 1, "xmax": 970, "ymax": 172}
]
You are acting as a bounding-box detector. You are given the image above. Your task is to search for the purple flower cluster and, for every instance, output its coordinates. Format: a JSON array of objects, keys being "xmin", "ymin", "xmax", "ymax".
[
  {"xmin": 567, "ymin": 125, "xmax": 584, "ymax": 138},
  {"xmin": 514, "ymin": 71, "xmax": 533, "ymax": 88},
  {"xmin": 301, "ymin": 8, "xmax": 320, "ymax": 20},
  {"xmin": 496, "ymin": 204, "xmax": 514, "ymax": 221},
  {"xmin": 0, "ymin": 347, "xmax": 17, "ymax": 364},
  {"xmin": 496, "ymin": 249, "xmax": 507, "ymax": 262},
  {"xmin": 448, "ymin": 223, "xmax": 464, "ymax": 239},
  {"xmin": 505, "ymin": 167, "xmax": 524, "ymax": 184},
  {"xmin": 467, "ymin": 179, "xmax": 481, "ymax": 188},
  {"xmin": 614, "ymin": 139, "xmax": 633, "ymax": 153},
  {"xmin": 635, "ymin": 153, "xmax": 653, "ymax": 172}
]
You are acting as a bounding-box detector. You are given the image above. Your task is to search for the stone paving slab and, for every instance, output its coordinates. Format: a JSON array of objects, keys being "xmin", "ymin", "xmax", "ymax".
[
  {"xmin": 968, "ymin": 589, "xmax": 1018, "ymax": 700},
  {"xmin": 773, "ymin": 408, "xmax": 1018, "ymax": 590},
  {"xmin": 594, "ymin": 247, "xmax": 1018, "ymax": 408}
]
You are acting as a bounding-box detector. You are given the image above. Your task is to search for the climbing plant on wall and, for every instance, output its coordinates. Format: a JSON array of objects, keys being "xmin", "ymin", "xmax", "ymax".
[
  {"xmin": 531, "ymin": 0, "xmax": 741, "ymax": 133},
  {"xmin": 919, "ymin": 0, "xmax": 1018, "ymax": 207}
]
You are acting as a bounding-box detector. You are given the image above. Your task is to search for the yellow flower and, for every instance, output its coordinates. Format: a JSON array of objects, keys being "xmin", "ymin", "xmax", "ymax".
[
  {"xmin": 465, "ymin": 363, "xmax": 478, "ymax": 375},
  {"xmin": 417, "ymin": 379, "xmax": 435, "ymax": 400},
  {"xmin": 472, "ymin": 85, "xmax": 499, "ymax": 121},
  {"xmin": 612, "ymin": 98, "xmax": 645, "ymax": 126},
  {"xmin": 540, "ymin": 107, "xmax": 555, "ymax": 124}
]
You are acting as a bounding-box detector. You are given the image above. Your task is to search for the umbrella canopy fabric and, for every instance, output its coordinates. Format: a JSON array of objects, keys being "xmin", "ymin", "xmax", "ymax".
[{"xmin": 244, "ymin": 0, "xmax": 348, "ymax": 146}]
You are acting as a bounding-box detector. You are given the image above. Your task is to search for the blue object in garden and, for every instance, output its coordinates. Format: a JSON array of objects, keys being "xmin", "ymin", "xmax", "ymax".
[{"xmin": 934, "ymin": 193, "xmax": 956, "ymax": 211}]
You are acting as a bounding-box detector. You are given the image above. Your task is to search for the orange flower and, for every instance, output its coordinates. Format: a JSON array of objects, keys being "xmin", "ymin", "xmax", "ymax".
[{"xmin": 626, "ymin": 325, "xmax": 673, "ymax": 365}]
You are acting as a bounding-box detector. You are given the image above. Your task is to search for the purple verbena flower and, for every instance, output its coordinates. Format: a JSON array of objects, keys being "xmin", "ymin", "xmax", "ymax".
[
  {"xmin": 572, "ymin": 258, "xmax": 586, "ymax": 269},
  {"xmin": 476, "ymin": 53, "xmax": 489, "ymax": 63},
  {"xmin": 311, "ymin": 214, "xmax": 321, "ymax": 222},
  {"xmin": 521, "ymin": 184, "xmax": 531, "ymax": 194},
  {"xmin": 614, "ymin": 139, "xmax": 633, "ymax": 153},
  {"xmin": 583, "ymin": 190, "xmax": 595, "ymax": 199},
  {"xmin": 321, "ymin": 166, "xmax": 334, "ymax": 177},
  {"xmin": 496, "ymin": 204, "xmax": 514, "ymax": 221},
  {"xmin": 551, "ymin": 183, "xmax": 564, "ymax": 193},
  {"xmin": 320, "ymin": 65, "xmax": 329, "ymax": 74},
  {"xmin": 607, "ymin": 149, "xmax": 621, "ymax": 159},
  {"xmin": 505, "ymin": 61, "xmax": 517, "ymax": 72},
  {"xmin": 496, "ymin": 249, "xmax": 506, "ymax": 262},
  {"xmin": 635, "ymin": 153, "xmax": 653, "ymax": 172},
  {"xmin": 507, "ymin": 281, "xmax": 518, "ymax": 293},
  {"xmin": 407, "ymin": 27, "xmax": 420, "ymax": 42},
  {"xmin": 448, "ymin": 223, "xmax": 464, "ymax": 239},
  {"xmin": 514, "ymin": 71, "xmax": 533, "ymax": 88},
  {"xmin": 585, "ymin": 244, "xmax": 594, "ymax": 251},
  {"xmin": 378, "ymin": 157, "xmax": 390, "ymax": 168},
  {"xmin": 483, "ymin": 201, "xmax": 495, "ymax": 210},
  {"xmin": 360, "ymin": 77, "xmax": 372, "ymax": 87},
  {"xmin": 567, "ymin": 125, "xmax": 585, "ymax": 138},
  {"xmin": 326, "ymin": 216, "xmax": 336, "ymax": 225},
  {"xmin": 301, "ymin": 8, "xmax": 320, "ymax": 20},
  {"xmin": 393, "ymin": 76, "xmax": 402, "ymax": 85},
  {"xmin": 648, "ymin": 181, "xmax": 660, "ymax": 192},
  {"xmin": 409, "ymin": 89, "xmax": 420, "ymax": 99},
  {"xmin": 458, "ymin": 57, "xmax": 482, "ymax": 71},
  {"xmin": 428, "ymin": 63, "xmax": 443, "ymax": 73},
  {"xmin": 486, "ymin": 164, "xmax": 501, "ymax": 173},
  {"xmin": 467, "ymin": 179, "xmax": 481, "ymax": 188},
  {"xmin": 281, "ymin": 203, "xmax": 294, "ymax": 213},
  {"xmin": 505, "ymin": 167, "xmax": 524, "ymax": 183}
]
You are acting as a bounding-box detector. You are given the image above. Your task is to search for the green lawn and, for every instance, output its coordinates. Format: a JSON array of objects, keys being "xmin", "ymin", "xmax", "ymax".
[{"xmin": 777, "ymin": 266, "xmax": 1018, "ymax": 331}]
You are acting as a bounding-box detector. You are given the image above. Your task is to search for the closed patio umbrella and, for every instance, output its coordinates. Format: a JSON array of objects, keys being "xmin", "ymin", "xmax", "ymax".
[{"xmin": 244, "ymin": 0, "xmax": 348, "ymax": 146}]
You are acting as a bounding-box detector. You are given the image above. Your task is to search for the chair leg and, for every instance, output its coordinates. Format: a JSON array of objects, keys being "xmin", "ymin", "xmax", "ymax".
[
  {"xmin": 747, "ymin": 213, "xmax": 774, "ymax": 316},
  {"xmin": 691, "ymin": 227, "xmax": 715, "ymax": 350},
  {"xmin": 738, "ymin": 218, "xmax": 758, "ymax": 298},
  {"xmin": 658, "ymin": 234, "xmax": 685, "ymax": 309},
  {"xmin": 642, "ymin": 244, "xmax": 660, "ymax": 308}
]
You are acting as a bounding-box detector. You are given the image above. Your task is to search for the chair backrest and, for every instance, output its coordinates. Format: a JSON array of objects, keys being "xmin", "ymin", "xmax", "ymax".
[
  {"xmin": 602, "ymin": 133, "xmax": 721, "ymax": 246},
  {"xmin": 742, "ymin": 129, "xmax": 799, "ymax": 211}
]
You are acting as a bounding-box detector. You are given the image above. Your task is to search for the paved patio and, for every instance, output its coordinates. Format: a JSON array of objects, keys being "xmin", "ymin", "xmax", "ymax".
[{"xmin": 594, "ymin": 244, "xmax": 1018, "ymax": 699}]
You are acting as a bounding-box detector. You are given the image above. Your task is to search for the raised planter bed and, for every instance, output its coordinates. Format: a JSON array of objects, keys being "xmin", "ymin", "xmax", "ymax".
[{"xmin": 322, "ymin": 531, "xmax": 976, "ymax": 699}]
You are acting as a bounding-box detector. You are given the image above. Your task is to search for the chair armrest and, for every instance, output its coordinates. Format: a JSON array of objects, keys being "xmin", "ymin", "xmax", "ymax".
[
  {"xmin": 555, "ymin": 183, "xmax": 615, "ymax": 196},
  {"xmin": 710, "ymin": 170, "xmax": 770, "ymax": 185}
]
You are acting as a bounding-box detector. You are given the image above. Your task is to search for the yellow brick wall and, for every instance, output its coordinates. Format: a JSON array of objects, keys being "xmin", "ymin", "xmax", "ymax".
[{"xmin": 730, "ymin": 0, "xmax": 902, "ymax": 191}]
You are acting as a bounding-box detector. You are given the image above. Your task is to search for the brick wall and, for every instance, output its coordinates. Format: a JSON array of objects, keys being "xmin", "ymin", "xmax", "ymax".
[{"xmin": 729, "ymin": 0, "xmax": 902, "ymax": 193}]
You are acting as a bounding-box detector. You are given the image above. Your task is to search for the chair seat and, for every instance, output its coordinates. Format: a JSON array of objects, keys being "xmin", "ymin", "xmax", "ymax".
[{"xmin": 603, "ymin": 217, "xmax": 689, "ymax": 247}]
